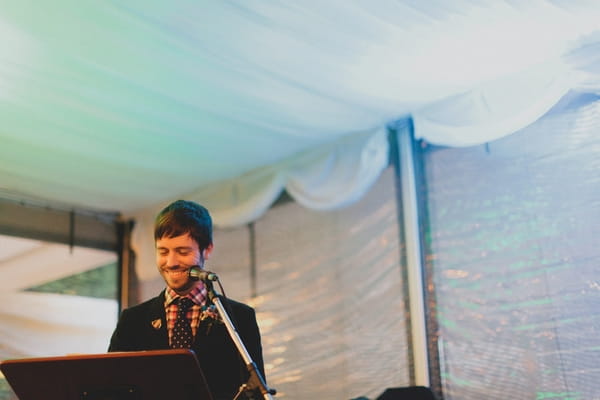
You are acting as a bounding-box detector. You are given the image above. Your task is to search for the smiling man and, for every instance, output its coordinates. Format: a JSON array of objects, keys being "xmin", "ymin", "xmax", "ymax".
[{"xmin": 108, "ymin": 200, "xmax": 266, "ymax": 400}]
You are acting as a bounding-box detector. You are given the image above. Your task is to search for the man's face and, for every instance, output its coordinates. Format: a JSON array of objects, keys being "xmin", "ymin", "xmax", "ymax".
[{"xmin": 156, "ymin": 233, "xmax": 203, "ymax": 295}]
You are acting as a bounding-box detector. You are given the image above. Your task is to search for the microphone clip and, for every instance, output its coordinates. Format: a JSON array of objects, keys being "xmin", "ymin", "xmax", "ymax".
[{"xmin": 188, "ymin": 266, "xmax": 219, "ymax": 282}]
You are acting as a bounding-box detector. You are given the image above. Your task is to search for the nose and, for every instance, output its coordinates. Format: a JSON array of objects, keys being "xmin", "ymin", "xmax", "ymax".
[{"xmin": 165, "ymin": 251, "xmax": 179, "ymax": 267}]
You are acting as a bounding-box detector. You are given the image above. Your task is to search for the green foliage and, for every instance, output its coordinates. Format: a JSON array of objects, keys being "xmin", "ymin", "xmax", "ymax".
[
  {"xmin": 0, "ymin": 378, "xmax": 16, "ymax": 400},
  {"xmin": 25, "ymin": 262, "xmax": 118, "ymax": 299}
]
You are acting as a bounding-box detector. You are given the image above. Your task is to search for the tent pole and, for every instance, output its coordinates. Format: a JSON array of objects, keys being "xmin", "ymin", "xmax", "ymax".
[
  {"xmin": 393, "ymin": 119, "xmax": 430, "ymax": 387},
  {"xmin": 117, "ymin": 219, "xmax": 135, "ymax": 310}
]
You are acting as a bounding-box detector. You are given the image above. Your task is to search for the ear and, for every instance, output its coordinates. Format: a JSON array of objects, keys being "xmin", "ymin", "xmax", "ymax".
[{"xmin": 202, "ymin": 243, "xmax": 214, "ymax": 260}]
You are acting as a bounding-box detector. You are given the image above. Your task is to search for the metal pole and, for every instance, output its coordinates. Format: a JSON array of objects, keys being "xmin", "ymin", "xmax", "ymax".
[
  {"xmin": 117, "ymin": 219, "xmax": 133, "ymax": 311},
  {"xmin": 396, "ymin": 120, "xmax": 430, "ymax": 387}
]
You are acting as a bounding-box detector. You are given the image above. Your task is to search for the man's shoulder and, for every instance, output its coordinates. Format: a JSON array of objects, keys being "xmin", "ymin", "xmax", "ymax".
[
  {"xmin": 122, "ymin": 292, "xmax": 165, "ymax": 313},
  {"xmin": 221, "ymin": 296, "xmax": 255, "ymax": 314}
]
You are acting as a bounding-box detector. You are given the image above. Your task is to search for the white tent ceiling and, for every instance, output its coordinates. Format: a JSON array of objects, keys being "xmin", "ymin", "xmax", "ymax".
[{"xmin": 1, "ymin": 1, "xmax": 599, "ymax": 226}]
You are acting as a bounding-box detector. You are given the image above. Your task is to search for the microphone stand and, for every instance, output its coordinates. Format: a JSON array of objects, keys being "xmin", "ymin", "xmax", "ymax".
[{"xmin": 204, "ymin": 279, "xmax": 276, "ymax": 400}]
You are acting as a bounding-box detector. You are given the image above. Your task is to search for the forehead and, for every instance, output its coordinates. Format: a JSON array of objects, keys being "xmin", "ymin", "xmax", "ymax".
[{"xmin": 156, "ymin": 233, "xmax": 199, "ymax": 249}]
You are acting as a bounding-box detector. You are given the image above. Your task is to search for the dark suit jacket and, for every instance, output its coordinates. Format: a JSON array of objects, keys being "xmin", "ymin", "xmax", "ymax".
[{"xmin": 108, "ymin": 291, "xmax": 265, "ymax": 400}]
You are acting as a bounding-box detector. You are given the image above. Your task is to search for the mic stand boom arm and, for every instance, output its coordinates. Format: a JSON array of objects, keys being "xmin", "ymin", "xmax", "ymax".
[{"xmin": 205, "ymin": 281, "xmax": 276, "ymax": 400}]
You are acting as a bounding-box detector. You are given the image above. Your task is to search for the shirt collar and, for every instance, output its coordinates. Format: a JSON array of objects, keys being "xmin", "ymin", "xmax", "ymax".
[{"xmin": 165, "ymin": 281, "xmax": 208, "ymax": 307}]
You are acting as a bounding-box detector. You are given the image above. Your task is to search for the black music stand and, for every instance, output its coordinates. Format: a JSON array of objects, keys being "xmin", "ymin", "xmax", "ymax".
[{"xmin": 0, "ymin": 349, "xmax": 213, "ymax": 400}]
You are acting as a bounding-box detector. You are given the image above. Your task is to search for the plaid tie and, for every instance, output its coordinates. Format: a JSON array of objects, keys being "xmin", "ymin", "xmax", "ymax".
[{"xmin": 171, "ymin": 297, "xmax": 194, "ymax": 348}]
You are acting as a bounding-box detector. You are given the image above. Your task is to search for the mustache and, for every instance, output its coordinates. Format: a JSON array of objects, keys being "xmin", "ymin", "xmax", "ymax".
[{"xmin": 160, "ymin": 265, "xmax": 192, "ymax": 273}]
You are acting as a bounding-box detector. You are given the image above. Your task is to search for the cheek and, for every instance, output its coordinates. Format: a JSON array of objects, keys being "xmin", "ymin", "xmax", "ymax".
[
  {"xmin": 156, "ymin": 253, "xmax": 169, "ymax": 266},
  {"xmin": 186, "ymin": 253, "xmax": 202, "ymax": 265}
]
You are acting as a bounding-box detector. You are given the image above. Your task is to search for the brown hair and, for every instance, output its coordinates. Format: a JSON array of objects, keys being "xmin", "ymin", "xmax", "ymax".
[{"xmin": 154, "ymin": 200, "xmax": 213, "ymax": 251}]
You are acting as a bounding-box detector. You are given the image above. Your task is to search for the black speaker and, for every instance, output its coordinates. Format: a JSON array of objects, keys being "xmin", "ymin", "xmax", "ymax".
[{"xmin": 376, "ymin": 386, "xmax": 437, "ymax": 400}]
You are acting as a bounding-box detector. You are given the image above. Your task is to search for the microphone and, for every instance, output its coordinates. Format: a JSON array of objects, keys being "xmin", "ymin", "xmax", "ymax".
[{"xmin": 188, "ymin": 266, "xmax": 219, "ymax": 282}]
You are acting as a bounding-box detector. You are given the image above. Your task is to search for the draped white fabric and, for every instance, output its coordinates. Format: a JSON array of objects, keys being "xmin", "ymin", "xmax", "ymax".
[
  {"xmin": 413, "ymin": 33, "xmax": 600, "ymax": 147},
  {"xmin": 132, "ymin": 127, "xmax": 390, "ymax": 281},
  {"xmin": 2, "ymin": 2, "xmax": 600, "ymax": 390},
  {"xmin": 1, "ymin": 1, "xmax": 599, "ymax": 219}
]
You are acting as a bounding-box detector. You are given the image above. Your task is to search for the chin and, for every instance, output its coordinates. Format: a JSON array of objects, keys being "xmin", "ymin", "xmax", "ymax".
[{"xmin": 171, "ymin": 280, "xmax": 194, "ymax": 293}]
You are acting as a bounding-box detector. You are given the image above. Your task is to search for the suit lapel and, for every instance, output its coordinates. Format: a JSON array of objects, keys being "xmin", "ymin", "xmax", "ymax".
[{"xmin": 146, "ymin": 291, "xmax": 169, "ymax": 348}]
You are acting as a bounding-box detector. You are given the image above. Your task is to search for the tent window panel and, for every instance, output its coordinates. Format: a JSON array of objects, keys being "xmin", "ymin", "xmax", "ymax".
[
  {"xmin": 209, "ymin": 226, "xmax": 254, "ymax": 302},
  {"xmin": 0, "ymin": 235, "xmax": 119, "ymax": 400},
  {"xmin": 25, "ymin": 261, "xmax": 118, "ymax": 299},
  {"xmin": 251, "ymin": 167, "xmax": 410, "ymax": 399},
  {"xmin": 422, "ymin": 94, "xmax": 600, "ymax": 399}
]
